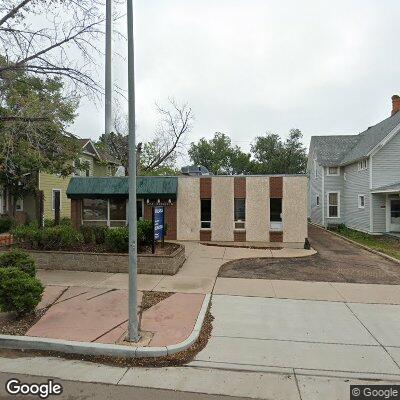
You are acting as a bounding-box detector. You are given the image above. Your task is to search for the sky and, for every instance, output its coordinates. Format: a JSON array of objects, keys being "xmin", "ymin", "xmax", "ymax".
[{"xmin": 72, "ymin": 0, "xmax": 400, "ymax": 162}]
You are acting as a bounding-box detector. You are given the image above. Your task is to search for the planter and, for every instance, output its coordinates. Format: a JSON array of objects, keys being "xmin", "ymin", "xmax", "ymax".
[{"xmin": 6, "ymin": 245, "xmax": 186, "ymax": 275}]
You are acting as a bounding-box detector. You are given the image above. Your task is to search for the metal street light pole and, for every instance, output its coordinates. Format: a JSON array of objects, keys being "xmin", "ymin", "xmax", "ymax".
[
  {"xmin": 127, "ymin": 0, "xmax": 139, "ymax": 342},
  {"xmin": 105, "ymin": 0, "xmax": 113, "ymax": 134}
]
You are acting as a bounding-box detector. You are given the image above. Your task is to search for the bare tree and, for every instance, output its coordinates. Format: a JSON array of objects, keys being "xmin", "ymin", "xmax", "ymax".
[
  {"xmin": 0, "ymin": 0, "xmax": 117, "ymax": 96},
  {"xmin": 141, "ymin": 98, "xmax": 193, "ymax": 172},
  {"xmin": 97, "ymin": 98, "xmax": 194, "ymax": 175}
]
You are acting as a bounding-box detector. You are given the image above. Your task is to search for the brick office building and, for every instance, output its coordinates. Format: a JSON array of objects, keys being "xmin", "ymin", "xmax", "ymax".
[{"xmin": 66, "ymin": 175, "xmax": 308, "ymax": 246}]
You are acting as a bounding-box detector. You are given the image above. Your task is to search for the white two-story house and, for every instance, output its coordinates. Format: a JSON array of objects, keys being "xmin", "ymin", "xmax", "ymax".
[{"xmin": 308, "ymin": 95, "xmax": 400, "ymax": 235}]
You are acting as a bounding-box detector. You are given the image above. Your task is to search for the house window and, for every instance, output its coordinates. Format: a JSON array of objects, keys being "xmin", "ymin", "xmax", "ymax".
[
  {"xmin": 316, "ymin": 195, "xmax": 320, "ymax": 207},
  {"xmin": 270, "ymin": 198, "xmax": 283, "ymax": 230},
  {"xmin": 201, "ymin": 199, "xmax": 211, "ymax": 229},
  {"xmin": 327, "ymin": 166, "xmax": 339, "ymax": 176},
  {"xmin": 234, "ymin": 198, "xmax": 246, "ymax": 229},
  {"xmin": 52, "ymin": 189, "xmax": 61, "ymax": 211},
  {"xmin": 358, "ymin": 159, "xmax": 368, "ymax": 171},
  {"xmin": 82, "ymin": 198, "xmax": 108, "ymax": 225},
  {"xmin": 358, "ymin": 195, "xmax": 366, "ymax": 209},
  {"xmin": 327, "ymin": 192, "xmax": 340, "ymax": 218},
  {"xmin": 15, "ymin": 198, "xmax": 24, "ymax": 212}
]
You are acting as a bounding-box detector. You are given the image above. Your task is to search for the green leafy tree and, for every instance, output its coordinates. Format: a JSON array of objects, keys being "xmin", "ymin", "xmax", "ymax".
[
  {"xmin": 251, "ymin": 129, "xmax": 307, "ymax": 174},
  {"xmin": 188, "ymin": 132, "xmax": 253, "ymax": 175},
  {"xmin": 0, "ymin": 64, "xmax": 82, "ymax": 215}
]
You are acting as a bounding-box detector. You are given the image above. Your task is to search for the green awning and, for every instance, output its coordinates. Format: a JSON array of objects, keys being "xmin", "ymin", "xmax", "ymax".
[{"xmin": 67, "ymin": 176, "xmax": 178, "ymax": 199}]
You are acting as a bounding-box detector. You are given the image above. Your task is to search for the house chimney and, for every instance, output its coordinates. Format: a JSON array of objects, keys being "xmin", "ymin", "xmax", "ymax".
[{"xmin": 391, "ymin": 95, "xmax": 400, "ymax": 116}]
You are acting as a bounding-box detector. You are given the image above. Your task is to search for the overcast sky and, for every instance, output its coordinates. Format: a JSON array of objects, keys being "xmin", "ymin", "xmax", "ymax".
[{"xmin": 72, "ymin": 0, "xmax": 400, "ymax": 161}]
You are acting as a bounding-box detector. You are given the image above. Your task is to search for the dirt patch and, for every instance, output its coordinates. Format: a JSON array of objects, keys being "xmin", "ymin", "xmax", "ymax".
[
  {"xmin": 218, "ymin": 225, "xmax": 400, "ymax": 284},
  {"xmin": 0, "ymin": 305, "xmax": 214, "ymax": 368},
  {"xmin": 15, "ymin": 242, "xmax": 180, "ymax": 256},
  {"xmin": 140, "ymin": 291, "xmax": 173, "ymax": 312},
  {"xmin": 0, "ymin": 309, "xmax": 47, "ymax": 336}
]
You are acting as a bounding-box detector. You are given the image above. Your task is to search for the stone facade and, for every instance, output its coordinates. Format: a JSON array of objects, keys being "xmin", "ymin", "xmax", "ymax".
[{"xmin": 22, "ymin": 245, "xmax": 185, "ymax": 275}]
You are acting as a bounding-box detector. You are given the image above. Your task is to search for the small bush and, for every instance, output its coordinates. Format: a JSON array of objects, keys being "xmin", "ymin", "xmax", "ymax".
[
  {"xmin": 105, "ymin": 227, "xmax": 129, "ymax": 252},
  {"xmin": 13, "ymin": 225, "xmax": 83, "ymax": 250},
  {"xmin": 0, "ymin": 249, "xmax": 36, "ymax": 277},
  {"xmin": 44, "ymin": 217, "xmax": 72, "ymax": 228},
  {"xmin": 0, "ymin": 216, "xmax": 13, "ymax": 234},
  {"xmin": 0, "ymin": 268, "xmax": 44, "ymax": 315},
  {"xmin": 80, "ymin": 225, "xmax": 108, "ymax": 245},
  {"xmin": 39, "ymin": 225, "xmax": 83, "ymax": 250},
  {"xmin": 137, "ymin": 219, "xmax": 153, "ymax": 246}
]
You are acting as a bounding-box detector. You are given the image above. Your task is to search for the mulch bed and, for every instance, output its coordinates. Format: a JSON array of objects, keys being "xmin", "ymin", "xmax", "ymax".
[
  {"xmin": 15, "ymin": 242, "xmax": 180, "ymax": 255},
  {"xmin": 0, "ymin": 291, "xmax": 213, "ymax": 367}
]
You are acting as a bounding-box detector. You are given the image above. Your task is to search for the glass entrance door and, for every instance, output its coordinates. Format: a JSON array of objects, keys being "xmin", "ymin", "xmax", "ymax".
[{"xmin": 391, "ymin": 199, "xmax": 400, "ymax": 232}]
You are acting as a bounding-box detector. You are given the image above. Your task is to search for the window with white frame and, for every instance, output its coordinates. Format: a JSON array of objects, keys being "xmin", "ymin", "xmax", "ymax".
[
  {"xmin": 316, "ymin": 195, "xmax": 320, "ymax": 207},
  {"xmin": 234, "ymin": 198, "xmax": 245, "ymax": 229},
  {"xmin": 327, "ymin": 192, "xmax": 340, "ymax": 218},
  {"xmin": 327, "ymin": 166, "xmax": 339, "ymax": 176},
  {"xmin": 52, "ymin": 189, "xmax": 61, "ymax": 211},
  {"xmin": 15, "ymin": 198, "xmax": 24, "ymax": 212},
  {"xmin": 358, "ymin": 159, "xmax": 368, "ymax": 171},
  {"xmin": 358, "ymin": 195, "xmax": 366, "ymax": 209}
]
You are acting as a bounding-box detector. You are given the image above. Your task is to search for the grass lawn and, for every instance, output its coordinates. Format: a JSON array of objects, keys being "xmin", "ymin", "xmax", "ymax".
[{"xmin": 334, "ymin": 226, "xmax": 400, "ymax": 261}]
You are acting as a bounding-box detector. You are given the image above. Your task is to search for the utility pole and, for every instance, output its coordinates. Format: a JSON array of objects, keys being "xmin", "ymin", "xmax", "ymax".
[
  {"xmin": 105, "ymin": 0, "xmax": 113, "ymax": 134},
  {"xmin": 127, "ymin": 0, "xmax": 140, "ymax": 342}
]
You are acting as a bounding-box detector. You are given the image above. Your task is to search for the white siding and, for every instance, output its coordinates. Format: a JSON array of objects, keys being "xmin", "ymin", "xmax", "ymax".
[
  {"xmin": 372, "ymin": 131, "xmax": 400, "ymax": 189},
  {"xmin": 307, "ymin": 148, "xmax": 323, "ymax": 225},
  {"xmin": 343, "ymin": 162, "xmax": 370, "ymax": 232},
  {"xmin": 372, "ymin": 194, "xmax": 386, "ymax": 233}
]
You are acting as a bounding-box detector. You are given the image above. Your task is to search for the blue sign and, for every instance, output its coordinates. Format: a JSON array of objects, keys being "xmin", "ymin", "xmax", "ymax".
[{"xmin": 153, "ymin": 206, "xmax": 164, "ymax": 240}]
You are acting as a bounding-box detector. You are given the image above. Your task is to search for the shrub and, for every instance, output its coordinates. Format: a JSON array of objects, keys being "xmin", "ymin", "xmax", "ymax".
[
  {"xmin": 0, "ymin": 268, "xmax": 44, "ymax": 315},
  {"xmin": 105, "ymin": 227, "xmax": 129, "ymax": 252},
  {"xmin": 38, "ymin": 225, "xmax": 83, "ymax": 250},
  {"xmin": 12, "ymin": 224, "xmax": 40, "ymax": 247},
  {"xmin": 44, "ymin": 217, "xmax": 72, "ymax": 228},
  {"xmin": 13, "ymin": 225, "xmax": 83, "ymax": 250},
  {"xmin": 137, "ymin": 219, "xmax": 153, "ymax": 246},
  {"xmin": 0, "ymin": 249, "xmax": 36, "ymax": 277},
  {"xmin": 0, "ymin": 216, "xmax": 13, "ymax": 234},
  {"xmin": 80, "ymin": 225, "xmax": 108, "ymax": 245}
]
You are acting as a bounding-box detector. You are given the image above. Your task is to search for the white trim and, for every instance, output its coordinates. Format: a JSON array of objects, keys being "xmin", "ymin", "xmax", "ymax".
[
  {"xmin": 368, "ymin": 122, "xmax": 400, "ymax": 157},
  {"xmin": 51, "ymin": 189, "xmax": 61, "ymax": 211},
  {"xmin": 327, "ymin": 166, "xmax": 340, "ymax": 176},
  {"xmin": 370, "ymin": 193, "xmax": 374, "ymax": 233},
  {"xmin": 369, "ymin": 155, "xmax": 373, "ymax": 190},
  {"xmin": 322, "ymin": 167, "xmax": 325, "ymax": 225},
  {"xmin": 314, "ymin": 159, "xmax": 318, "ymax": 179},
  {"xmin": 358, "ymin": 194, "xmax": 366, "ymax": 209},
  {"xmin": 386, "ymin": 194, "xmax": 391, "ymax": 233},
  {"xmin": 371, "ymin": 189, "xmax": 400, "ymax": 194},
  {"xmin": 326, "ymin": 191, "xmax": 340, "ymax": 218}
]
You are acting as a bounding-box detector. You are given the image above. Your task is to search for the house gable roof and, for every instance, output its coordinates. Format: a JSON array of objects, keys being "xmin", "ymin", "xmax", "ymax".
[{"xmin": 310, "ymin": 111, "xmax": 400, "ymax": 166}]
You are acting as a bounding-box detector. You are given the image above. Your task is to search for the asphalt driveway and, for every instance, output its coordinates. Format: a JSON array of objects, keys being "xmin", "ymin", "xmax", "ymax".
[{"xmin": 218, "ymin": 225, "xmax": 400, "ymax": 284}]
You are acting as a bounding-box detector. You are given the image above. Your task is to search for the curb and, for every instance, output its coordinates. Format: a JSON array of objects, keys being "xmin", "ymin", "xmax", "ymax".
[
  {"xmin": 310, "ymin": 223, "xmax": 400, "ymax": 265},
  {"xmin": 0, "ymin": 294, "xmax": 211, "ymax": 358}
]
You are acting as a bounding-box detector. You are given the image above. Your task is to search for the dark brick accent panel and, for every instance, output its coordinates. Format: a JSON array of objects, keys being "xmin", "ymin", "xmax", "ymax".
[
  {"xmin": 200, "ymin": 177, "xmax": 212, "ymax": 198},
  {"xmin": 234, "ymin": 177, "xmax": 246, "ymax": 198},
  {"xmin": 143, "ymin": 203, "xmax": 177, "ymax": 240},
  {"xmin": 200, "ymin": 230, "xmax": 212, "ymax": 241},
  {"xmin": 71, "ymin": 199, "xmax": 82, "ymax": 230},
  {"xmin": 234, "ymin": 231, "xmax": 246, "ymax": 242},
  {"xmin": 269, "ymin": 231, "xmax": 283, "ymax": 242},
  {"xmin": 270, "ymin": 177, "xmax": 283, "ymax": 198}
]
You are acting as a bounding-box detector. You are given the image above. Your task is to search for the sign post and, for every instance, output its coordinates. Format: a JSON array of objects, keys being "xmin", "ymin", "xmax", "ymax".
[{"xmin": 152, "ymin": 206, "xmax": 165, "ymax": 254}]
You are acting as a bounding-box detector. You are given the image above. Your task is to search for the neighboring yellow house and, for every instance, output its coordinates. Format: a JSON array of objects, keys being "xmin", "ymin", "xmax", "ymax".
[{"xmin": 19, "ymin": 139, "xmax": 121, "ymax": 222}]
